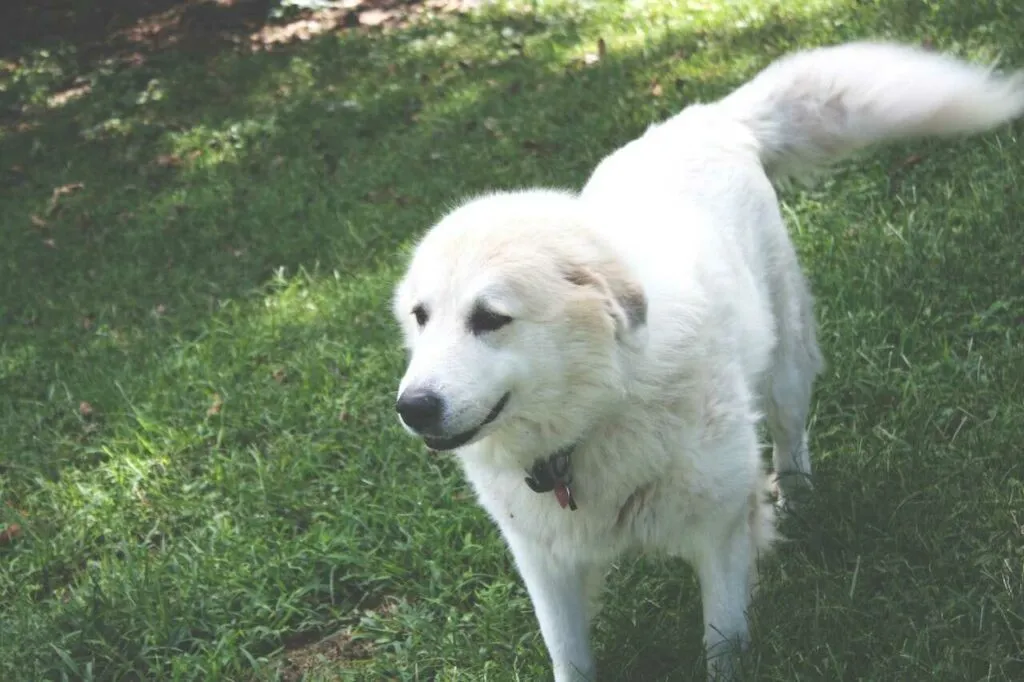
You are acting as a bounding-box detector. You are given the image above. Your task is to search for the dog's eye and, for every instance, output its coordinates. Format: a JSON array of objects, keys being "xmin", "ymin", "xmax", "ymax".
[
  {"xmin": 412, "ymin": 304, "xmax": 429, "ymax": 327},
  {"xmin": 469, "ymin": 307, "xmax": 512, "ymax": 335}
]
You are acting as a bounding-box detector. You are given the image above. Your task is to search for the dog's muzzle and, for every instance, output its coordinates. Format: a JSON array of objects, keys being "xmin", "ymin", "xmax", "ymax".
[{"xmin": 396, "ymin": 391, "xmax": 510, "ymax": 452}]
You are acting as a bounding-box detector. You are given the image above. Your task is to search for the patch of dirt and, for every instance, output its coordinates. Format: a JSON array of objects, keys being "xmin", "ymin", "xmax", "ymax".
[
  {"xmin": 277, "ymin": 626, "xmax": 374, "ymax": 681},
  {"xmin": 274, "ymin": 595, "xmax": 400, "ymax": 679}
]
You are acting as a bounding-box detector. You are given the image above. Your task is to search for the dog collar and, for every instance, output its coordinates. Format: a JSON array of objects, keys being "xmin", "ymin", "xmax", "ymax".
[{"xmin": 524, "ymin": 445, "xmax": 578, "ymax": 511}]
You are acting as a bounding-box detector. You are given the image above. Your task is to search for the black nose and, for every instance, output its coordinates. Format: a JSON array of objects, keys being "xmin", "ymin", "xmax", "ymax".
[{"xmin": 396, "ymin": 388, "xmax": 444, "ymax": 432}]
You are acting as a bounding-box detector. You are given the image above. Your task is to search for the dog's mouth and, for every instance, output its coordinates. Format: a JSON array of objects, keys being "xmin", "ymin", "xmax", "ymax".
[{"xmin": 422, "ymin": 392, "xmax": 510, "ymax": 452}]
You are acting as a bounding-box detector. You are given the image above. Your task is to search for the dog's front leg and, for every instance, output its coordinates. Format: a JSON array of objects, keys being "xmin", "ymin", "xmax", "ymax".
[
  {"xmin": 693, "ymin": 509, "xmax": 756, "ymax": 681},
  {"xmin": 505, "ymin": 531, "xmax": 595, "ymax": 681}
]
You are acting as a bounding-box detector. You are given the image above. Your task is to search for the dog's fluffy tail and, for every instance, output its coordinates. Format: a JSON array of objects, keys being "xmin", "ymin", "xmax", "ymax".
[{"xmin": 717, "ymin": 41, "xmax": 1024, "ymax": 182}]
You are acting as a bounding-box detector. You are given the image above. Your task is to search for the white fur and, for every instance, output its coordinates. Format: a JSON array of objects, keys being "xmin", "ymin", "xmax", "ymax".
[{"xmin": 392, "ymin": 42, "xmax": 1024, "ymax": 681}]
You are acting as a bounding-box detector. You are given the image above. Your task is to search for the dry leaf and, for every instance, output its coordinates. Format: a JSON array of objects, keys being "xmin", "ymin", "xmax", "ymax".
[
  {"xmin": 43, "ymin": 238, "xmax": 56, "ymax": 248},
  {"xmin": 272, "ymin": 368, "xmax": 287, "ymax": 383},
  {"xmin": 47, "ymin": 182, "xmax": 84, "ymax": 215},
  {"xmin": 900, "ymin": 154, "xmax": 924, "ymax": 169},
  {"xmin": 207, "ymin": 394, "xmax": 223, "ymax": 416},
  {"xmin": 79, "ymin": 401, "xmax": 94, "ymax": 417},
  {"xmin": 651, "ymin": 80, "xmax": 663, "ymax": 97},
  {"xmin": 154, "ymin": 304, "xmax": 167, "ymax": 316},
  {"xmin": 30, "ymin": 214, "xmax": 47, "ymax": 228},
  {"xmin": 359, "ymin": 9, "xmax": 391, "ymax": 26},
  {"xmin": 82, "ymin": 316, "xmax": 95, "ymax": 330},
  {"xmin": 55, "ymin": 182, "xmax": 85, "ymax": 195},
  {"xmin": 0, "ymin": 523, "xmax": 21, "ymax": 546},
  {"xmin": 155, "ymin": 154, "xmax": 182, "ymax": 168}
]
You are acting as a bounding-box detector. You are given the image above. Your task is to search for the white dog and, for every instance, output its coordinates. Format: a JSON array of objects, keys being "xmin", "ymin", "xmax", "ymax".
[{"xmin": 392, "ymin": 42, "xmax": 1024, "ymax": 680}]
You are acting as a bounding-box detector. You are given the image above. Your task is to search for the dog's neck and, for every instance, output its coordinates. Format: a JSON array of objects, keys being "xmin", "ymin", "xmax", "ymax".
[
  {"xmin": 462, "ymin": 418, "xmax": 601, "ymax": 511},
  {"xmin": 470, "ymin": 387, "xmax": 633, "ymax": 464},
  {"xmin": 467, "ymin": 429, "xmax": 574, "ymax": 470}
]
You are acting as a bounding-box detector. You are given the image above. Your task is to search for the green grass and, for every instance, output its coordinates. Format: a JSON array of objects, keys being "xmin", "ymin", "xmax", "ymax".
[{"xmin": 2, "ymin": 0, "xmax": 1023, "ymax": 679}]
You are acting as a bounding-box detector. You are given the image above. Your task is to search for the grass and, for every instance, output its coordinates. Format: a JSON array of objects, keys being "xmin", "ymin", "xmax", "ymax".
[{"xmin": 1, "ymin": 0, "xmax": 1023, "ymax": 679}]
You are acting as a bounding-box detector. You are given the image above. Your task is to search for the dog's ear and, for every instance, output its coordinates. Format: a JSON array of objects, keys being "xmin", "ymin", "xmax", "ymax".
[{"xmin": 564, "ymin": 263, "xmax": 647, "ymax": 338}]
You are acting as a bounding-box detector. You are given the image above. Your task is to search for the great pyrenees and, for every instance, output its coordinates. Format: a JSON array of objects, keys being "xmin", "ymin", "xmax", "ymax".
[{"xmin": 392, "ymin": 42, "xmax": 1024, "ymax": 680}]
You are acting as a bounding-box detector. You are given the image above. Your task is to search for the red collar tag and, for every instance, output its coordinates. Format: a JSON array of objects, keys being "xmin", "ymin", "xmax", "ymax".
[{"xmin": 554, "ymin": 481, "xmax": 577, "ymax": 511}]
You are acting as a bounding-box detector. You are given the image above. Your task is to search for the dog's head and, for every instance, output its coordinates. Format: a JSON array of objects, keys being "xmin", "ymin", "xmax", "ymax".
[{"xmin": 393, "ymin": 190, "xmax": 646, "ymax": 454}]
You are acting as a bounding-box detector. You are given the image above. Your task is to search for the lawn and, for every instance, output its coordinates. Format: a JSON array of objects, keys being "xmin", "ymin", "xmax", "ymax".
[{"xmin": 1, "ymin": 0, "xmax": 1022, "ymax": 680}]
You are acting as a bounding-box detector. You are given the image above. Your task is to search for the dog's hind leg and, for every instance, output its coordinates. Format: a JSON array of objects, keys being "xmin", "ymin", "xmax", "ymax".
[{"xmin": 765, "ymin": 278, "xmax": 822, "ymax": 508}]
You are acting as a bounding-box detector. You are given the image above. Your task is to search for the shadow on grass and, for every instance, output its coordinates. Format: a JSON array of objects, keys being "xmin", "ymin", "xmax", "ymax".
[
  {"xmin": 1, "ymin": 0, "xmax": 851, "ymax": 421},
  {"xmin": 1, "ymin": 0, "xmax": 1023, "ymax": 680},
  {"xmin": 0, "ymin": 0, "xmax": 316, "ymax": 64}
]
